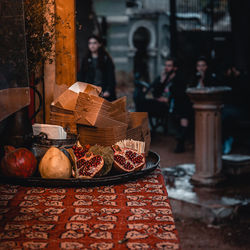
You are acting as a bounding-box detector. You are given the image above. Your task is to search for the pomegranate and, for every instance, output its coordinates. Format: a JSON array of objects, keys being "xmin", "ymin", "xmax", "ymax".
[
  {"xmin": 72, "ymin": 144, "xmax": 90, "ymax": 159},
  {"xmin": 73, "ymin": 152, "xmax": 104, "ymax": 179},
  {"xmin": 112, "ymin": 145, "xmax": 145, "ymax": 173},
  {"xmin": 89, "ymin": 145, "xmax": 114, "ymax": 176},
  {"xmin": 1, "ymin": 146, "xmax": 37, "ymax": 178}
]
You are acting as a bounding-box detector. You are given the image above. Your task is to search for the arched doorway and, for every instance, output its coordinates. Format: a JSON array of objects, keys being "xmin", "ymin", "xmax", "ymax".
[{"xmin": 132, "ymin": 26, "xmax": 151, "ymax": 82}]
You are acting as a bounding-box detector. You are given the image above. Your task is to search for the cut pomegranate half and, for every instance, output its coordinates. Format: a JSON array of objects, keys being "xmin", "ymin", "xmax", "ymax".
[{"xmin": 112, "ymin": 145, "xmax": 145, "ymax": 173}]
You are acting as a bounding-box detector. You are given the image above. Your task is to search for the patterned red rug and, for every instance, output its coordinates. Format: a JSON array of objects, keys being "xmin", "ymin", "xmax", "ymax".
[{"xmin": 0, "ymin": 169, "xmax": 180, "ymax": 249}]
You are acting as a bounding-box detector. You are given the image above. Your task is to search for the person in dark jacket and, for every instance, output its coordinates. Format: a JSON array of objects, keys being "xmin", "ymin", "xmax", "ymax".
[
  {"xmin": 142, "ymin": 57, "xmax": 192, "ymax": 153},
  {"xmin": 78, "ymin": 35, "xmax": 117, "ymax": 101},
  {"xmin": 189, "ymin": 56, "xmax": 217, "ymax": 88},
  {"xmin": 221, "ymin": 66, "xmax": 250, "ymax": 154},
  {"xmin": 154, "ymin": 57, "xmax": 192, "ymax": 152}
]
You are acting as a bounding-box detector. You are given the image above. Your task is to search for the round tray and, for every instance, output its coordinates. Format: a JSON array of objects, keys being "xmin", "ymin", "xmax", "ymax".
[{"xmin": 0, "ymin": 151, "xmax": 160, "ymax": 187}]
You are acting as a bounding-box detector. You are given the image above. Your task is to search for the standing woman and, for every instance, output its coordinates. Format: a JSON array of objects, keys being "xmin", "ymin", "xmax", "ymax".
[{"xmin": 78, "ymin": 35, "xmax": 117, "ymax": 101}]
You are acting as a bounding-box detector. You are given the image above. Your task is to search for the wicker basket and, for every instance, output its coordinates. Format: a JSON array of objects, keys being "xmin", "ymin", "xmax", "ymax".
[{"xmin": 77, "ymin": 115, "xmax": 128, "ymax": 146}]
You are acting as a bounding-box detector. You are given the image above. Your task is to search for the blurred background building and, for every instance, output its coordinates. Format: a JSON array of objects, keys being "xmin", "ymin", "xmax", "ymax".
[
  {"xmin": 1, "ymin": 0, "xmax": 249, "ymax": 127},
  {"xmin": 76, "ymin": 0, "xmax": 237, "ymax": 84}
]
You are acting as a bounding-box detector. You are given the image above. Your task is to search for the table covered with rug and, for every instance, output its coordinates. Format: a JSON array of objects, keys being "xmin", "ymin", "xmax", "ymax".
[{"xmin": 0, "ymin": 168, "xmax": 180, "ymax": 249}]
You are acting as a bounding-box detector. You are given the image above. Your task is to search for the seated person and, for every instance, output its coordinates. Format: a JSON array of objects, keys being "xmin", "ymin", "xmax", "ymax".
[
  {"xmin": 139, "ymin": 57, "xmax": 192, "ymax": 153},
  {"xmin": 221, "ymin": 65, "xmax": 250, "ymax": 154},
  {"xmin": 189, "ymin": 56, "xmax": 217, "ymax": 88},
  {"xmin": 133, "ymin": 72, "xmax": 151, "ymax": 112}
]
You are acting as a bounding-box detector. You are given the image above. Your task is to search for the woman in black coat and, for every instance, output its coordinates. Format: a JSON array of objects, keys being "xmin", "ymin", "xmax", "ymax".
[{"xmin": 78, "ymin": 35, "xmax": 117, "ymax": 101}]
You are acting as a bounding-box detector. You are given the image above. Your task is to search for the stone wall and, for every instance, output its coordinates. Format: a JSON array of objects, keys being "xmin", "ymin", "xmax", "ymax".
[{"xmin": 93, "ymin": 0, "xmax": 171, "ymax": 84}]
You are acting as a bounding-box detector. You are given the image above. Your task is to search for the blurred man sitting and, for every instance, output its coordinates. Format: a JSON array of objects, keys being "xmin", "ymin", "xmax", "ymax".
[{"xmin": 139, "ymin": 57, "xmax": 192, "ymax": 153}]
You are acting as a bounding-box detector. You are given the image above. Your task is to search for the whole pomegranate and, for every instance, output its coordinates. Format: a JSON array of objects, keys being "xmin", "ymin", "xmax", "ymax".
[
  {"xmin": 1, "ymin": 146, "xmax": 37, "ymax": 178},
  {"xmin": 112, "ymin": 145, "xmax": 145, "ymax": 173}
]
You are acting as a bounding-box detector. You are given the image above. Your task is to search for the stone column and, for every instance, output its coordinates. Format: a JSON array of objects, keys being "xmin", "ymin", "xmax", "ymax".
[{"xmin": 187, "ymin": 87, "xmax": 231, "ymax": 186}]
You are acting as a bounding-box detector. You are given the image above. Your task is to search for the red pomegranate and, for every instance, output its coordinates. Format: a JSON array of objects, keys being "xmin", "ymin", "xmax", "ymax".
[
  {"xmin": 1, "ymin": 146, "xmax": 37, "ymax": 178},
  {"xmin": 72, "ymin": 144, "xmax": 90, "ymax": 160},
  {"xmin": 112, "ymin": 145, "xmax": 145, "ymax": 173},
  {"xmin": 73, "ymin": 152, "xmax": 104, "ymax": 178}
]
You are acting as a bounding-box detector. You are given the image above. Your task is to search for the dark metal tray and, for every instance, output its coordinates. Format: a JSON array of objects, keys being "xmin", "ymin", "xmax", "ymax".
[{"xmin": 0, "ymin": 151, "xmax": 160, "ymax": 187}]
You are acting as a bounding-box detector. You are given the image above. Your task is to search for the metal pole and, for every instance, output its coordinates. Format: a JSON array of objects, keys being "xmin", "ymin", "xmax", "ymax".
[
  {"xmin": 170, "ymin": 0, "xmax": 177, "ymax": 57},
  {"xmin": 210, "ymin": 0, "xmax": 215, "ymax": 60}
]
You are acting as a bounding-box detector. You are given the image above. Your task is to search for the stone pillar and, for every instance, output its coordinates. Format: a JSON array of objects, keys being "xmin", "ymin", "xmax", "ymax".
[
  {"xmin": 187, "ymin": 87, "xmax": 231, "ymax": 186},
  {"xmin": 147, "ymin": 48, "xmax": 158, "ymax": 82}
]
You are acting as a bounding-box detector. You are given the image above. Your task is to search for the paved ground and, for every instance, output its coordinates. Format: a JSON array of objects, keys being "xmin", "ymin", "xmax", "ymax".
[
  {"xmin": 150, "ymin": 131, "xmax": 250, "ymax": 250},
  {"xmin": 150, "ymin": 132, "xmax": 194, "ymax": 168}
]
